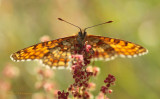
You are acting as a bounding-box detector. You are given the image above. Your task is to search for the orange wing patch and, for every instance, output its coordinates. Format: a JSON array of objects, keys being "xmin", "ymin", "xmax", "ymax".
[
  {"xmin": 41, "ymin": 49, "xmax": 71, "ymax": 69},
  {"xmin": 87, "ymin": 35, "xmax": 148, "ymax": 58},
  {"xmin": 41, "ymin": 38, "xmax": 75, "ymax": 69},
  {"xmin": 10, "ymin": 36, "xmax": 76, "ymax": 63},
  {"xmin": 87, "ymin": 37, "xmax": 117, "ymax": 61}
]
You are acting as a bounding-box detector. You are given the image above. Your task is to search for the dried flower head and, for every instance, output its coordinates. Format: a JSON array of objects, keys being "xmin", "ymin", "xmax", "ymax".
[
  {"xmin": 57, "ymin": 90, "xmax": 69, "ymax": 99},
  {"xmin": 100, "ymin": 74, "xmax": 116, "ymax": 95}
]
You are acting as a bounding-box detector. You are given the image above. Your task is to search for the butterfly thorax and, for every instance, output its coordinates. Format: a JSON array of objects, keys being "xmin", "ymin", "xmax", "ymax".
[{"xmin": 74, "ymin": 30, "xmax": 89, "ymax": 54}]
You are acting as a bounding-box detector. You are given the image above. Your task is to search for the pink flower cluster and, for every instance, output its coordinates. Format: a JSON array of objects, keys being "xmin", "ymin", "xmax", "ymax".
[
  {"xmin": 57, "ymin": 41, "xmax": 116, "ymax": 99},
  {"xmin": 68, "ymin": 55, "xmax": 93, "ymax": 98},
  {"xmin": 67, "ymin": 42, "xmax": 95, "ymax": 98}
]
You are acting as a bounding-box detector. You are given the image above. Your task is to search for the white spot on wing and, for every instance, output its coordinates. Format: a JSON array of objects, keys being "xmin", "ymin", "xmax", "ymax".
[
  {"xmin": 94, "ymin": 58, "xmax": 98, "ymax": 61},
  {"xmin": 119, "ymin": 49, "xmax": 148, "ymax": 58},
  {"xmin": 91, "ymin": 55, "xmax": 118, "ymax": 62},
  {"xmin": 138, "ymin": 53, "xmax": 142, "ymax": 56},
  {"xmin": 10, "ymin": 54, "xmax": 17, "ymax": 62},
  {"xmin": 133, "ymin": 54, "xmax": 137, "ymax": 57},
  {"xmin": 16, "ymin": 60, "xmax": 20, "ymax": 62},
  {"xmin": 52, "ymin": 67, "xmax": 56, "ymax": 69},
  {"xmin": 110, "ymin": 56, "xmax": 115, "ymax": 60},
  {"xmin": 127, "ymin": 55, "xmax": 132, "ymax": 58},
  {"xmin": 57, "ymin": 66, "xmax": 65, "ymax": 69},
  {"xmin": 45, "ymin": 65, "xmax": 50, "ymax": 69},
  {"xmin": 120, "ymin": 54, "xmax": 126, "ymax": 58},
  {"xmin": 98, "ymin": 57, "xmax": 103, "ymax": 60}
]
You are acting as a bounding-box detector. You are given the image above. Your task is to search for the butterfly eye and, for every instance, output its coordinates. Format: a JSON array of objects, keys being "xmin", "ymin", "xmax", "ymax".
[
  {"xmin": 78, "ymin": 32, "xmax": 83, "ymax": 37},
  {"xmin": 83, "ymin": 31, "xmax": 87, "ymax": 37}
]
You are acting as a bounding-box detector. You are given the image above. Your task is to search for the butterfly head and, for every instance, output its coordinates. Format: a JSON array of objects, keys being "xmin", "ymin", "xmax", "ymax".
[
  {"xmin": 78, "ymin": 30, "xmax": 87, "ymax": 39},
  {"xmin": 58, "ymin": 18, "xmax": 113, "ymax": 44},
  {"xmin": 77, "ymin": 29, "xmax": 87, "ymax": 44}
]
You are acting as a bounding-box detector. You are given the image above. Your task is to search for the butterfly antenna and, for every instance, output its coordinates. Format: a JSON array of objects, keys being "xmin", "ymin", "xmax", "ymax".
[
  {"xmin": 58, "ymin": 18, "xmax": 82, "ymax": 32},
  {"xmin": 84, "ymin": 21, "xmax": 113, "ymax": 31}
]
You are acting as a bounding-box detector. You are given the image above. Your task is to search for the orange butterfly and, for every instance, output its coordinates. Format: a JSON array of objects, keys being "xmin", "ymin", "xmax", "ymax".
[{"xmin": 10, "ymin": 18, "xmax": 148, "ymax": 69}]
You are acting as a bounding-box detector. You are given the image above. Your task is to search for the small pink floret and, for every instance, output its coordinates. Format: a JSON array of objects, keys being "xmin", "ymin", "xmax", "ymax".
[
  {"xmin": 86, "ymin": 45, "xmax": 92, "ymax": 52},
  {"xmin": 108, "ymin": 89, "xmax": 113, "ymax": 94}
]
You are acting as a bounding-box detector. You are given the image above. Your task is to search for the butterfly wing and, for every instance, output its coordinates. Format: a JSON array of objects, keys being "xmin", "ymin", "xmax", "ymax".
[
  {"xmin": 87, "ymin": 35, "xmax": 148, "ymax": 60},
  {"xmin": 87, "ymin": 36, "xmax": 117, "ymax": 61},
  {"xmin": 10, "ymin": 36, "xmax": 76, "ymax": 68},
  {"xmin": 41, "ymin": 37, "xmax": 76, "ymax": 69},
  {"xmin": 11, "ymin": 34, "xmax": 148, "ymax": 68}
]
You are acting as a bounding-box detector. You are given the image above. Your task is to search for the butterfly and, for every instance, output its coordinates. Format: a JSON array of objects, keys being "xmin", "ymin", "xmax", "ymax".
[{"xmin": 10, "ymin": 18, "xmax": 148, "ymax": 69}]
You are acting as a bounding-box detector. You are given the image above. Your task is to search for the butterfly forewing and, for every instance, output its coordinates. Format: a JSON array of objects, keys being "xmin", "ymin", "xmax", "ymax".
[
  {"xmin": 41, "ymin": 37, "xmax": 76, "ymax": 69},
  {"xmin": 88, "ymin": 35, "xmax": 148, "ymax": 58},
  {"xmin": 10, "ymin": 36, "xmax": 76, "ymax": 68}
]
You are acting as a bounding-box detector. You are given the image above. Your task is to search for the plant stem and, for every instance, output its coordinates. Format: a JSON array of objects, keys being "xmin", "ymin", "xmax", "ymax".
[{"xmin": 104, "ymin": 95, "xmax": 106, "ymax": 99}]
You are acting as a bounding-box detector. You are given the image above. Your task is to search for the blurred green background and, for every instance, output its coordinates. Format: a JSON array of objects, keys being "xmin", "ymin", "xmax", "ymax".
[{"xmin": 0, "ymin": 0, "xmax": 160, "ymax": 99}]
